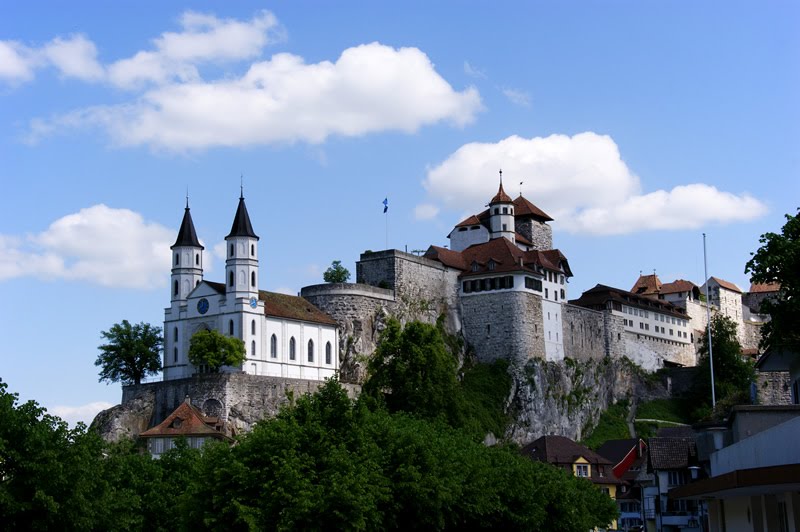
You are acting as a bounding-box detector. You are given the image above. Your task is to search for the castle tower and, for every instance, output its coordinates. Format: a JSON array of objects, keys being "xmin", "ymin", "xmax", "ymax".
[
  {"xmin": 225, "ymin": 190, "xmax": 260, "ymax": 305},
  {"xmin": 488, "ymin": 174, "xmax": 516, "ymax": 243},
  {"xmin": 170, "ymin": 200, "xmax": 204, "ymax": 303}
]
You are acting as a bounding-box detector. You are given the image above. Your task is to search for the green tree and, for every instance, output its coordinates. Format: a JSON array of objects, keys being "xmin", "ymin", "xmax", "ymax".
[
  {"xmin": 188, "ymin": 329, "xmax": 246, "ymax": 372},
  {"xmin": 690, "ymin": 314, "xmax": 755, "ymax": 420},
  {"xmin": 96, "ymin": 320, "xmax": 163, "ymax": 385},
  {"xmin": 745, "ymin": 208, "xmax": 800, "ymax": 351},
  {"xmin": 323, "ymin": 260, "xmax": 351, "ymax": 283}
]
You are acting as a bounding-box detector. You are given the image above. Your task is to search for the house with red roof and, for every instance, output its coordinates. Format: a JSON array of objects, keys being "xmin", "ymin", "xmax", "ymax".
[{"xmin": 139, "ymin": 396, "xmax": 232, "ymax": 458}]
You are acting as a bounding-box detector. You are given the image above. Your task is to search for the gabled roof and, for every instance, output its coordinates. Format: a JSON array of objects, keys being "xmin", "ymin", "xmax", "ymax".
[
  {"xmin": 513, "ymin": 195, "xmax": 553, "ymax": 222},
  {"xmin": 424, "ymin": 245, "xmax": 467, "ymax": 270},
  {"xmin": 226, "ymin": 195, "xmax": 259, "ymax": 240},
  {"xmin": 172, "ymin": 206, "xmax": 204, "ymax": 249},
  {"xmin": 631, "ymin": 274, "xmax": 662, "ymax": 295},
  {"xmin": 448, "ymin": 238, "xmax": 573, "ymax": 279},
  {"xmin": 201, "ymin": 282, "xmax": 337, "ymax": 326},
  {"xmin": 521, "ymin": 435, "xmax": 612, "ymax": 466},
  {"xmin": 708, "ymin": 276, "xmax": 742, "ymax": 293},
  {"xmin": 749, "ymin": 282, "xmax": 780, "ymax": 294},
  {"xmin": 570, "ymin": 284, "xmax": 689, "ymax": 319},
  {"xmin": 140, "ymin": 398, "xmax": 227, "ymax": 439},
  {"xmin": 490, "ymin": 183, "xmax": 513, "ymax": 204},
  {"xmin": 454, "ymin": 214, "xmax": 483, "ymax": 228},
  {"xmin": 648, "ymin": 437, "xmax": 697, "ymax": 470},
  {"xmin": 660, "ymin": 280, "xmax": 698, "ymax": 295}
]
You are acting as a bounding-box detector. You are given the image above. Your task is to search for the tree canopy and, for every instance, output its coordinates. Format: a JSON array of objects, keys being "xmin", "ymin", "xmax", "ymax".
[
  {"xmin": 188, "ymin": 329, "xmax": 246, "ymax": 372},
  {"xmin": 95, "ymin": 320, "xmax": 162, "ymax": 385},
  {"xmin": 323, "ymin": 260, "xmax": 351, "ymax": 283},
  {"xmin": 745, "ymin": 208, "xmax": 800, "ymax": 351},
  {"xmin": 690, "ymin": 314, "xmax": 755, "ymax": 420}
]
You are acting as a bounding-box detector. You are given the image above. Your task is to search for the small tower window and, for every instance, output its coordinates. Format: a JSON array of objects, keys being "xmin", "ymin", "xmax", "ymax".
[
  {"xmin": 502, "ymin": 207, "xmax": 508, "ymax": 214},
  {"xmin": 251, "ymin": 271, "xmax": 256, "ymax": 287},
  {"xmin": 173, "ymin": 347, "xmax": 178, "ymax": 363},
  {"xmin": 308, "ymin": 339, "xmax": 314, "ymax": 362},
  {"xmin": 173, "ymin": 327, "xmax": 178, "ymax": 341},
  {"xmin": 230, "ymin": 244, "xmax": 234, "ymax": 257},
  {"xmin": 502, "ymin": 223, "xmax": 507, "ymax": 231},
  {"xmin": 175, "ymin": 254, "xmax": 179, "ymax": 265},
  {"xmin": 195, "ymin": 253, "xmax": 199, "ymax": 265},
  {"xmin": 229, "ymin": 271, "xmax": 234, "ymax": 287},
  {"xmin": 271, "ymin": 334, "xmax": 277, "ymax": 358},
  {"xmin": 494, "ymin": 208, "xmax": 499, "ymax": 214},
  {"xmin": 325, "ymin": 342, "xmax": 332, "ymax": 365},
  {"xmin": 173, "ymin": 280, "xmax": 179, "ymax": 296},
  {"xmin": 289, "ymin": 337, "xmax": 296, "ymax": 360},
  {"xmin": 251, "ymin": 340, "xmax": 256, "ymax": 357},
  {"xmin": 251, "ymin": 320, "xmax": 256, "ymax": 335},
  {"xmin": 228, "ymin": 320, "xmax": 234, "ymax": 335},
  {"xmin": 251, "ymin": 244, "xmax": 255, "ymax": 256}
]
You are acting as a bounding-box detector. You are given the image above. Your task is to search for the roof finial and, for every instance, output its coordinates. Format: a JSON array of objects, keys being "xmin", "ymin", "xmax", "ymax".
[
  {"xmin": 519, "ymin": 180, "xmax": 523, "ymax": 197},
  {"xmin": 185, "ymin": 185, "xmax": 189, "ymax": 209},
  {"xmin": 499, "ymin": 168, "xmax": 503, "ymax": 186},
  {"xmin": 240, "ymin": 174, "xmax": 244, "ymax": 200}
]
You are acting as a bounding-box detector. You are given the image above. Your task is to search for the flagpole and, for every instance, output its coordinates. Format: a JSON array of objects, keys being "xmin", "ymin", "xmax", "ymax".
[{"xmin": 703, "ymin": 233, "xmax": 716, "ymax": 408}]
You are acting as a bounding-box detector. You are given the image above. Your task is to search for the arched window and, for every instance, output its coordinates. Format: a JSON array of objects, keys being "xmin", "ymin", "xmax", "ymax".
[
  {"xmin": 251, "ymin": 244, "xmax": 255, "ymax": 256},
  {"xmin": 196, "ymin": 280, "xmax": 200, "ymax": 287},
  {"xmin": 230, "ymin": 244, "xmax": 234, "ymax": 257},
  {"xmin": 173, "ymin": 347, "xmax": 178, "ymax": 363},
  {"xmin": 173, "ymin": 327, "xmax": 178, "ymax": 341},
  {"xmin": 195, "ymin": 253, "xmax": 199, "ymax": 265},
  {"xmin": 251, "ymin": 319, "xmax": 256, "ymax": 335},
  {"xmin": 175, "ymin": 254, "xmax": 179, "ymax": 265},
  {"xmin": 228, "ymin": 271, "xmax": 234, "ymax": 287},
  {"xmin": 325, "ymin": 342, "xmax": 332, "ymax": 365},
  {"xmin": 173, "ymin": 280, "xmax": 179, "ymax": 296},
  {"xmin": 251, "ymin": 340, "xmax": 256, "ymax": 357},
  {"xmin": 307, "ymin": 339, "xmax": 314, "ymax": 362},
  {"xmin": 289, "ymin": 337, "xmax": 296, "ymax": 360},
  {"xmin": 270, "ymin": 334, "xmax": 277, "ymax": 358},
  {"xmin": 228, "ymin": 320, "xmax": 234, "ymax": 335},
  {"xmin": 251, "ymin": 271, "xmax": 256, "ymax": 287}
]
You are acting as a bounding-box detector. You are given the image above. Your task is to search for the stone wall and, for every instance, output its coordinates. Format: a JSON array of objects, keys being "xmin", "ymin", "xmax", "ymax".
[
  {"xmin": 562, "ymin": 304, "xmax": 607, "ymax": 362},
  {"xmin": 515, "ymin": 218, "xmax": 553, "ymax": 250},
  {"xmin": 756, "ymin": 371, "xmax": 794, "ymax": 405},
  {"xmin": 461, "ymin": 291, "xmax": 544, "ymax": 365},
  {"xmin": 621, "ymin": 331, "xmax": 696, "ymax": 370},
  {"xmin": 742, "ymin": 291, "xmax": 774, "ymax": 314},
  {"xmin": 741, "ymin": 321, "xmax": 763, "ymax": 352}
]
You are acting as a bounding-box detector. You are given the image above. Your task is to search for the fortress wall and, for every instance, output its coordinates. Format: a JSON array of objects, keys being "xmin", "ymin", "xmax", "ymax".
[
  {"xmin": 562, "ymin": 304, "xmax": 607, "ymax": 362},
  {"xmin": 622, "ymin": 331, "xmax": 696, "ymax": 370},
  {"xmin": 741, "ymin": 321, "xmax": 763, "ymax": 352},
  {"xmin": 461, "ymin": 291, "xmax": 544, "ymax": 365},
  {"xmin": 515, "ymin": 219, "xmax": 553, "ymax": 250}
]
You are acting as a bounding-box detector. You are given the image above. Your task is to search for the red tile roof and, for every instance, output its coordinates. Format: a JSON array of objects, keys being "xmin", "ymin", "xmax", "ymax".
[
  {"xmin": 424, "ymin": 245, "xmax": 467, "ymax": 270},
  {"xmin": 140, "ymin": 398, "xmax": 229, "ymax": 439},
  {"xmin": 513, "ymin": 195, "xmax": 553, "ymax": 221},
  {"xmin": 660, "ymin": 279, "xmax": 698, "ymax": 295},
  {"xmin": 432, "ymin": 237, "xmax": 572, "ymax": 279},
  {"xmin": 709, "ymin": 276, "xmax": 742, "ymax": 293},
  {"xmin": 454, "ymin": 214, "xmax": 483, "ymax": 228},
  {"xmin": 570, "ymin": 284, "xmax": 689, "ymax": 319},
  {"xmin": 749, "ymin": 282, "xmax": 780, "ymax": 293},
  {"xmin": 204, "ymin": 282, "xmax": 338, "ymax": 326},
  {"xmin": 631, "ymin": 274, "xmax": 662, "ymax": 295},
  {"xmin": 490, "ymin": 183, "xmax": 513, "ymax": 204}
]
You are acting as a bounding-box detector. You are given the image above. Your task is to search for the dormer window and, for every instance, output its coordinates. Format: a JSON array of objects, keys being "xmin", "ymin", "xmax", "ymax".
[
  {"xmin": 488, "ymin": 260, "xmax": 496, "ymax": 271},
  {"xmin": 471, "ymin": 261, "xmax": 479, "ymax": 272},
  {"xmin": 171, "ymin": 418, "xmax": 183, "ymax": 429}
]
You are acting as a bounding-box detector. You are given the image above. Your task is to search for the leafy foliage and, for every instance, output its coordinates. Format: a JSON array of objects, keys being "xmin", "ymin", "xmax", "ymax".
[
  {"xmin": 745, "ymin": 208, "xmax": 800, "ymax": 351},
  {"xmin": 188, "ymin": 329, "xmax": 246, "ymax": 372},
  {"xmin": 323, "ymin": 259, "xmax": 351, "ymax": 283},
  {"xmin": 581, "ymin": 400, "xmax": 630, "ymax": 449},
  {"xmin": 95, "ymin": 320, "xmax": 162, "ymax": 385},
  {"xmin": 690, "ymin": 314, "xmax": 755, "ymax": 420}
]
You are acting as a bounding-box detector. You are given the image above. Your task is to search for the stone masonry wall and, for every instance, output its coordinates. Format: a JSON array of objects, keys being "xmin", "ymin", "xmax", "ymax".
[
  {"xmin": 622, "ymin": 331, "xmax": 695, "ymax": 370},
  {"xmin": 562, "ymin": 304, "xmax": 607, "ymax": 362},
  {"xmin": 515, "ymin": 219, "xmax": 553, "ymax": 250},
  {"xmin": 741, "ymin": 321, "xmax": 763, "ymax": 352},
  {"xmin": 756, "ymin": 371, "xmax": 793, "ymax": 405},
  {"xmin": 461, "ymin": 291, "xmax": 544, "ymax": 365}
]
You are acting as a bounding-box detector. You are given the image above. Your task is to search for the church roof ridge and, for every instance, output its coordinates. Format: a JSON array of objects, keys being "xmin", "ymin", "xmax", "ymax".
[{"xmin": 171, "ymin": 205, "xmax": 204, "ymax": 250}]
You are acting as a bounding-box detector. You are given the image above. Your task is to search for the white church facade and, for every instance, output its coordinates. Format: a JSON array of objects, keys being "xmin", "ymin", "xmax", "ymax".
[{"xmin": 162, "ymin": 194, "xmax": 339, "ymax": 382}]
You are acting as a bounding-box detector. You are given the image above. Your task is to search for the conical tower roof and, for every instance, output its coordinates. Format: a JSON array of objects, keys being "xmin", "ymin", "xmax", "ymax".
[
  {"xmin": 490, "ymin": 182, "xmax": 513, "ymax": 204},
  {"xmin": 226, "ymin": 194, "xmax": 259, "ymax": 240},
  {"xmin": 171, "ymin": 205, "xmax": 204, "ymax": 249}
]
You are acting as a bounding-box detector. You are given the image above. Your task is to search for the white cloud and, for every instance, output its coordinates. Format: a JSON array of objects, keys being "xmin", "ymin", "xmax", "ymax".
[
  {"xmin": 42, "ymin": 34, "xmax": 104, "ymax": 81},
  {"xmin": 414, "ymin": 203, "xmax": 440, "ymax": 220},
  {"xmin": 0, "ymin": 204, "xmax": 174, "ymax": 288},
  {"xmin": 34, "ymin": 42, "xmax": 482, "ymax": 150},
  {"xmin": 463, "ymin": 61, "xmax": 486, "ymax": 79},
  {"xmin": 272, "ymin": 286, "xmax": 297, "ymax": 295},
  {"xmin": 0, "ymin": 40, "xmax": 35, "ymax": 82},
  {"xmin": 423, "ymin": 132, "xmax": 767, "ymax": 235},
  {"xmin": 50, "ymin": 401, "xmax": 114, "ymax": 426},
  {"xmin": 502, "ymin": 87, "xmax": 531, "ymax": 107}
]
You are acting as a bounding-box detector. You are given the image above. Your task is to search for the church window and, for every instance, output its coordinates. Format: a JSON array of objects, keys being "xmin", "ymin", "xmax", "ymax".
[
  {"xmin": 175, "ymin": 254, "xmax": 179, "ymax": 265},
  {"xmin": 251, "ymin": 320, "xmax": 256, "ymax": 335},
  {"xmin": 229, "ymin": 320, "xmax": 234, "ymax": 335},
  {"xmin": 238, "ymin": 271, "xmax": 245, "ymax": 286},
  {"xmin": 195, "ymin": 253, "xmax": 199, "ymax": 265},
  {"xmin": 270, "ymin": 334, "xmax": 277, "ymax": 358},
  {"xmin": 251, "ymin": 271, "xmax": 256, "ymax": 287},
  {"xmin": 173, "ymin": 280, "xmax": 179, "ymax": 296},
  {"xmin": 308, "ymin": 339, "xmax": 314, "ymax": 362},
  {"xmin": 251, "ymin": 244, "xmax": 255, "ymax": 256},
  {"xmin": 173, "ymin": 327, "xmax": 178, "ymax": 342},
  {"xmin": 173, "ymin": 347, "xmax": 178, "ymax": 363},
  {"xmin": 326, "ymin": 342, "xmax": 332, "ymax": 365},
  {"xmin": 230, "ymin": 244, "xmax": 234, "ymax": 257},
  {"xmin": 251, "ymin": 340, "xmax": 256, "ymax": 357},
  {"xmin": 289, "ymin": 337, "xmax": 296, "ymax": 360},
  {"xmin": 229, "ymin": 271, "xmax": 234, "ymax": 287}
]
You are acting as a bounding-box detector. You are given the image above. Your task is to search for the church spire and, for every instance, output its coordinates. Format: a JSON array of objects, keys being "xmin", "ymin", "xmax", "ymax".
[
  {"xmin": 171, "ymin": 202, "xmax": 204, "ymax": 249},
  {"xmin": 226, "ymin": 193, "xmax": 259, "ymax": 240}
]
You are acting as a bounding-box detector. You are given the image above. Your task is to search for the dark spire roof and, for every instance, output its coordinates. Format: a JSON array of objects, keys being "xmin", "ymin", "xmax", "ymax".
[
  {"xmin": 171, "ymin": 205, "xmax": 204, "ymax": 249},
  {"xmin": 226, "ymin": 193, "xmax": 259, "ymax": 240}
]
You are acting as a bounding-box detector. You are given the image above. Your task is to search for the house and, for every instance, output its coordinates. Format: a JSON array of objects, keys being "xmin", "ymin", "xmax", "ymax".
[
  {"xmin": 642, "ymin": 437, "xmax": 704, "ymax": 532},
  {"xmin": 139, "ymin": 396, "xmax": 232, "ymax": 458},
  {"xmin": 521, "ymin": 435, "xmax": 622, "ymax": 530},
  {"xmin": 597, "ymin": 438, "xmax": 649, "ymax": 531},
  {"xmin": 671, "ymin": 405, "xmax": 800, "ymax": 531}
]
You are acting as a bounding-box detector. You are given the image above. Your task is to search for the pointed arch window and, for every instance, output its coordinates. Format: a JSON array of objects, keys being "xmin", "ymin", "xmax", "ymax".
[
  {"xmin": 289, "ymin": 337, "xmax": 296, "ymax": 360},
  {"xmin": 173, "ymin": 347, "xmax": 178, "ymax": 363},
  {"xmin": 251, "ymin": 319, "xmax": 256, "ymax": 335},
  {"xmin": 325, "ymin": 342, "xmax": 332, "ymax": 365},
  {"xmin": 251, "ymin": 244, "xmax": 255, "ymax": 256},
  {"xmin": 195, "ymin": 253, "xmax": 199, "ymax": 265},
  {"xmin": 251, "ymin": 340, "xmax": 256, "ymax": 357},
  {"xmin": 271, "ymin": 334, "xmax": 277, "ymax": 358},
  {"xmin": 229, "ymin": 320, "xmax": 234, "ymax": 335},
  {"xmin": 307, "ymin": 339, "xmax": 314, "ymax": 362},
  {"xmin": 230, "ymin": 244, "xmax": 234, "ymax": 257},
  {"xmin": 173, "ymin": 280, "xmax": 179, "ymax": 296}
]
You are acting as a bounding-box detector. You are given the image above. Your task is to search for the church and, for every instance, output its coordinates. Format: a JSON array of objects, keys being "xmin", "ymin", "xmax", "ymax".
[{"xmin": 162, "ymin": 192, "xmax": 339, "ymax": 381}]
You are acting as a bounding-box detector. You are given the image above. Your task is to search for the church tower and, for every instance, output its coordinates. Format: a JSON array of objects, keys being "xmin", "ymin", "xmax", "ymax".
[
  {"xmin": 225, "ymin": 190, "xmax": 260, "ymax": 305},
  {"xmin": 170, "ymin": 200, "xmax": 204, "ymax": 303},
  {"xmin": 488, "ymin": 173, "xmax": 516, "ymax": 243}
]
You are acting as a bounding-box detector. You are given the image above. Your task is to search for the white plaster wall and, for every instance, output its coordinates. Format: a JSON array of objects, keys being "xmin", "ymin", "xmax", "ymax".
[
  {"xmin": 543, "ymin": 300, "xmax": 564, "ymax": 361},
  {"xmin": 449, "ymin": 225, "xmax": 489, "ymax": 252}
]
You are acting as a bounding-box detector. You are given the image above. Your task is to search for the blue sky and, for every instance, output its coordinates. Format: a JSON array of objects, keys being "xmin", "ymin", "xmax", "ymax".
[{"xmin": 1, "ymin": 2, "xmax": 798, "ymax": 424}]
